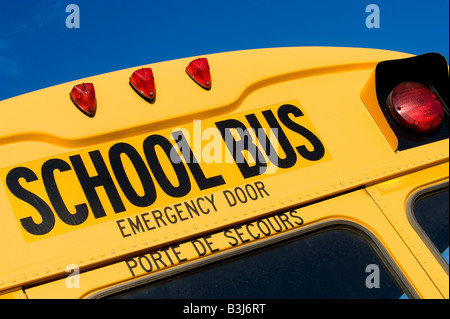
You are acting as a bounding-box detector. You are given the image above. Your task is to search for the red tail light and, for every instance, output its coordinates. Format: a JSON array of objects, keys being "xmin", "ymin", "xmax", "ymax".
[
  {"xmin": 388, "ymin": 82, "xmax": 444, "ymax": 133},
  {"xmin": 130, "ymin": 68, "xmax": 156, "ymax": 101},
  {"xmin": 186, "ymin": 58, "xmax": 211, "ymax": 89},
  {"xmin": 70, "ymin": 83, "xmax": 96, "ymax": 117}
]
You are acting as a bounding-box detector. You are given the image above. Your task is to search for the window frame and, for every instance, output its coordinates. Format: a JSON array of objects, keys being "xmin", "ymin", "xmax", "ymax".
[{"xmin": 406, "ymin": 181, "xmax": 449, "ymax": 274}]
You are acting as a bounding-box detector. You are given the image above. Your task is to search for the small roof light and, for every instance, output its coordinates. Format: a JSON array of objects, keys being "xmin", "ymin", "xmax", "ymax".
[
  {"xmin": 388, "ymin": 82, "xmax": 444, "ymax": 133},
  {"xmin": 130, "ymin": 68, "xmax": 156, "ymax": 101},
  {"xmin": 70, "ymin": 83, "xmax": 96, "ymax": 117},
  {"xmin": 186, "ymin": 58, "xmax": 211, "ymax": 89}
]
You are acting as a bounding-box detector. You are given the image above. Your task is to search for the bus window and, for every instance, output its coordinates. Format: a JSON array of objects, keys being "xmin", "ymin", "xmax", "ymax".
[
  {"xmin": 410, "ymin": 186, "xmax": 449, "ymax": 265},
  {"xmin": 108, "ymin": 226, "xmax": 410, "ymax": 299}
]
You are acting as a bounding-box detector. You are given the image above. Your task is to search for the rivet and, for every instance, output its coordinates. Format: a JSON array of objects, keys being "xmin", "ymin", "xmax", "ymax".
[
  {"xmin": 194, "ymin": 224, "xmax": 199, "ymax": 229},
  {"xmin": 110, "ymin": 249, "xmax": 116, "ymax": 254}
]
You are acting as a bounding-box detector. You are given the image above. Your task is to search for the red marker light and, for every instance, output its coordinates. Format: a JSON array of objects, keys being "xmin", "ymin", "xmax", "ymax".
[
  {"xmin": 186, "ymin": 58, "xmax": 211, "ymax": 89},
  {"xmin": 130, "ymin": 68, "xmax": 156, "ymax": 101},
  {"xmin": 388, "ymin": 82, "xmax": 444, "ymax": 133},
  {"xmin": 70, "ymin": 83, "xmax": 96, "ymax": 117}
]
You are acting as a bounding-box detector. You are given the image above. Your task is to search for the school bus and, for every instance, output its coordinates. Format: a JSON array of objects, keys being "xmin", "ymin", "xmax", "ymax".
[{"xmin": 0, "ymin": 47, "xmax": 448, "ymax": 300}]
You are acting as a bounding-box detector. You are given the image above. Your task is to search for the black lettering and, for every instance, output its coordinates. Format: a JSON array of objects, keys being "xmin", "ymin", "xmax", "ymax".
[
  {"xmin": 289, "ymin": 210, "xmax": 304, "ymax": 226},
  {"xmin": 185, "ymin": 200, "xmax": 200, "ymax": 218},
  {"xmin": 234, "ymin": 186, "xmax": 247, "ymax": 203},
  {"xmin": 245, "ymin": 184, "xmax": 258, "ymax": 200},
  {"xmin": 6, "ymin": 167, "xmax": 55, "ymax": 236},
  {"xmin": 109, "ymin": 143, "xmax": 157, "ymax": 207},
  {"xmin": 172, "ymin": 130, "xmax": 225, "ymax": 190},
  {"xmin": 204, "ymin": 194, "xmax": 217, "ymax": 211},
  {"xmin": 196, "ymin": 197, "xmax": 209, "ymax": 214},
  {"xmin": 191, "ymin": 239, "xmax": 207, "ymax": 256},
  {"xmin": 160, "ymin": 248, "xmax": 175, "ymax": 266},
  {"xmin": 163, "ymin": 206, "xmax": 177, "ymax": 224},
  {"xmin": 70, "ymin": 151, "xmax": 125, "ymax": 218},
  {"xmin": 223, "ymin": 190, "xmax": 236, "ymax": 207},
  {"xmin": 171, "ymin": 245, "xmax": 188, "ymax": 263},
  {"xmin": 138, "ymin": 255, "xmax": 153, "ymax": 272},
  {"xmin": 143, "ymin": 135, "xmax": 191, "ymax": 197},
  {"xmin": 125, "ymin": 259, "xmax": 138, "ymax": 276},
  {"xmin": 174, "ymin": 203, "xmax": 188, "ymax": 221},
  {"xmin": 278, "ymin": 104, "xmax": 325, "ymax": 161},
  {"xmin": 116, "ymin": 219, "xmax": 131, "ymax": 238},
  {"xmin": 234, "ymin": 226, "xmax": 250, "ymax": 244},
  {"xmin": 215, "ymin": 119, "xmax": 267, "ymax": 178},
  {"xmin": 141, "ymin": 212, "xmax": 156, "ymax": 231},
  {"xmin": 246, "ymin": 223, "xmax": 260, "ymax": 239},
  {"xmin": 266, "ymin": 216, "xmax": 283, "ymax": 232},
  {"xmin": 224, "ymin": 229, "xmax": 239, "ymax": 246},
  {"xmin": 151, "ymin": 209, "xmax": 167, "ymax": 228},
  {"xmin": 256, "ymin": 220, "xmax": 271, "ymax": 236},
  {"xmin": 203, "ymin": 235, "xmax": 220, "ymax": 253},
  {"xmin": 276, "ymin": 212, "xmax": 293, "ymax": 229},
  {"xmin": 128, "ymin": 215, "xmax": 145, "ymax": 235},
  {"xmin": 150, "ymin": 251, "xmax": 167, "ymax": 269},
  {"xmin": 254, "ymin": 181, "xmax": 270, "ymax": 198},
  {"xmin": 42, "ymin": 159, "xmax": 88, "ymax": 226},
  {"xmin": 246, "ymin": 112, "xmax": 297, "ymax": 169}
]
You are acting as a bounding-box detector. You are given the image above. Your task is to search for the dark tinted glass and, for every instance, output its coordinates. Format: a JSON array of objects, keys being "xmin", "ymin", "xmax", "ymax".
[{"xmin": 413, "ymin": 187, "xmax": 449, "ymax": 263}]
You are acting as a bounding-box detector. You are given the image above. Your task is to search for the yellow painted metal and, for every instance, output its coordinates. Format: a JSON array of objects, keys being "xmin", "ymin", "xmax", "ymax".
[
  {"xmin": 0, "ymin": 47, "xmax": 448, "ymax": 298},
  {"xmin": 25, "ymin": 187, "xmax": 442, "ymax": 299},
  {"xmin": 367, "ymin": 163, "xmax": 449, "ymax": 298}
]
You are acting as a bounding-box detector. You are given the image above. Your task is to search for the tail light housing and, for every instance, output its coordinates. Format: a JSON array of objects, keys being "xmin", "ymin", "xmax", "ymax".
[
  {"xmin": 186, "ymin": 58, "xmax": 211, "ymax": 89},
  {"xmin": 130, "ymin": 68, "xmax": 156, "ymax": 101},
  {"xmin": 361, "ymin": 52, "xmax": 449, "ymax": 151},
  {"xmin": 70, "ymin": 83, "xmax": 96, "ymax": 117},
  {"xmin": 388, "ymin": 82, "xmax": 444, "ymax": 133}
]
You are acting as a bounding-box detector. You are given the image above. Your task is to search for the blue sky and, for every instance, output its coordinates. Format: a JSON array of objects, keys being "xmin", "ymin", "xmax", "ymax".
[{"xmin": 0, "ymin": 0, "xmax": 448, "ymax": 101}]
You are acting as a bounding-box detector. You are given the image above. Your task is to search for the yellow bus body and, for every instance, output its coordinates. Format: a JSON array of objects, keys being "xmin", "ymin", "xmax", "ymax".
[{"xmin": 0, "ymin": 47, "xmax": 447, "ymax": 299}]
